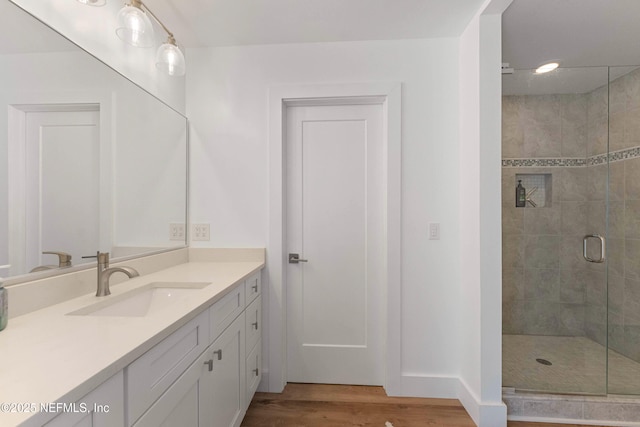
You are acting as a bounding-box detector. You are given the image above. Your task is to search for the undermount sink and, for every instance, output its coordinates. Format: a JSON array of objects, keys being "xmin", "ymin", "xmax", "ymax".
[{"xmin": 67, "ymin": 282, "xmax": 211, "ymax": 317}]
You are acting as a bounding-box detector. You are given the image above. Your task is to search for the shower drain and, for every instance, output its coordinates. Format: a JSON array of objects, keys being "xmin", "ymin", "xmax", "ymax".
[{"xmin": 536, "ymin": 358, "xmax": 552, "ymax": 366}]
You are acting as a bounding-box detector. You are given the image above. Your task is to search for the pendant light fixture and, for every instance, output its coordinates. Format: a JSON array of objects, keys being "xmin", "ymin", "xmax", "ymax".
[
  {"xmin": 116, "ymin": 0, "xmax": 155, "ymax": 48},
  {"xmin": 78, "ymin": 0, "xmax": 187, "ymax": 75},
  {"xmin": 156, "ymin": 35, "xmax": 186, "ymax": 76}
]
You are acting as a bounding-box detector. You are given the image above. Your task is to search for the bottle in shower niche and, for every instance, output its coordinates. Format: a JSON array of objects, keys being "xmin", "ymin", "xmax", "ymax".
[{"xmin": 515, "ymin": 180, "xmax": 526, "ymax": 207}]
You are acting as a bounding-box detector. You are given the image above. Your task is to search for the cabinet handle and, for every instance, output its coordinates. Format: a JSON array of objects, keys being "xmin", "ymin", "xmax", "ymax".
[
  {"xmin": 204, "ymin": 360, "xmax": 213, "ymax": 372},
  {"xmin": 252, "ymin": 321, "xmax": 259, "ymax": 330},
  {"xmin": 253, "ymin": 368, "xmax": 259, "ymax": 376},
  {"xmin": 251, "ymin": 283, "xmax": 258, "ymax": 292},
  {"xmin": 214, "ymin": 349, "xmax": 222, "ymax": 360}
]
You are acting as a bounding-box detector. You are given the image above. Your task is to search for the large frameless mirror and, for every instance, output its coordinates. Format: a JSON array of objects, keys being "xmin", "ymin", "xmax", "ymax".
[{"xmin": 0, "ymin": 1, "xmax": 187, "ymax": 282}]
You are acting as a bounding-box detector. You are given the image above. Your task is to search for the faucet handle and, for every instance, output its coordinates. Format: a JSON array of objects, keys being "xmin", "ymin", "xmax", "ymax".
[
  {"xmin": 43, "ymin": 251, "xmax": 72, "ymax": 267},
  {"xmin": 82, "ymin": 252, "xmax": 110, "ymax": 267}
]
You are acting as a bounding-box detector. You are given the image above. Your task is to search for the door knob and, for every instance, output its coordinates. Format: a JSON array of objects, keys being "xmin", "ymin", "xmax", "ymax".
[{"xmin": 289, "ymin": 253, "xmax": 308, "ymax": 264}]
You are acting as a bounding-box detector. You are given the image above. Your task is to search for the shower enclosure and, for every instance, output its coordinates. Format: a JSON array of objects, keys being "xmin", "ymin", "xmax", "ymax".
[{"xmin": 502, "ymin": 65, "xmax": 640, "ymax": 396}]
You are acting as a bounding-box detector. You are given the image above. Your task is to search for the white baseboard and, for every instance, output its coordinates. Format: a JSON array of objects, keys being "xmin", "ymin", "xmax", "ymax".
[
  {"xmin": 458, "ymin": 379, "xmax": 507, "ymax": 427},
  {"xmin": 385, "ymin": 374, "xmax": 459, "ymax": 398}
]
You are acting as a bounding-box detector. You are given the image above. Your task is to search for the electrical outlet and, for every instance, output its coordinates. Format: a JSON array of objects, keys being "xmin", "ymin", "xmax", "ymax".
[
  {"xmin": 192, "ymin": 223, "xmax": 210, "ymax": 241},
  {"xmin": 169, "ymin": 223, "xmax": 185, "ymax": 241}
]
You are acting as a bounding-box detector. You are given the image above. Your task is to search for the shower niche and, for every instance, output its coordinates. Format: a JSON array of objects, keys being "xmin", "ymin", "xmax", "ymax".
[{"xmin": 515, "ymin": 173, "xmax": 552, "ymax": 208}]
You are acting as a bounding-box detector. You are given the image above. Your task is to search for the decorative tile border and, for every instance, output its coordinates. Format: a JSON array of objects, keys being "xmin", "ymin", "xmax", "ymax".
[
  {"xmin": 503, "ymin": 146, "xmax": 640, "ymax": 168},
  {"xmin": 597, "ymin": 146, "xmax": 640, "ymax": 164},
  {"xmin": 502, "ymin": 158, "xmax": 585, "ymax": 168}
]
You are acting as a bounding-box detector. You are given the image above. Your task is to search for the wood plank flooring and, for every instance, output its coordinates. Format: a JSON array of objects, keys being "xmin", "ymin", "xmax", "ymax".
[{"xmin": 241, "ymin": 383, "xmax": 604, "ymax": 427}]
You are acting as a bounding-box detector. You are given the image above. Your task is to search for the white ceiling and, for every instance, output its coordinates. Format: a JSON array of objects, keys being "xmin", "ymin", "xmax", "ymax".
[
  {"xmin": 503, "ymin": 0, "xmax": 640, "ymax": 70},
  {"xmin": 145, "ymin": 0, "xmax": 486, "ymax": 48},
  {"xmin": 502, "ymin": 0, "xmax": 640, "ymax": 95}
]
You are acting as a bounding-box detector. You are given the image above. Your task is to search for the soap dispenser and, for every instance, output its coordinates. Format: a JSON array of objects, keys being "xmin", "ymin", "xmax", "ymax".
[
  {"xmin": 0, "ymin": 264, "xmax": 9, "ymax": 331},
  {"xmin": 516, "ymin": 180, "xmax": 526, "ymax": 208}
]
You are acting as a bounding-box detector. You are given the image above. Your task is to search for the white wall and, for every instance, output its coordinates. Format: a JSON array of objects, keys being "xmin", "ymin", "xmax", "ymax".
[
  {"xmin": 187, "ymin": 38, "xmax": 462, "ymax": 396},
  {"xmin": 458, "ymin": 0, "xmax": 511, "ymax": 426},
  {"xmin": 9, "ymin": 0, "xmax": 185, "ymax": 114}
]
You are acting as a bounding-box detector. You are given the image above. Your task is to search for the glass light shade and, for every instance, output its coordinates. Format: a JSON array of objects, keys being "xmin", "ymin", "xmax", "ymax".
[
  {"xmin": 116, "ymin": 4, "xmax": 154, "ymax": 48},
  {"xmin": 77, "ymin": 0, "xmax": 107, "ymax": 6},
  {"xmin": 156, "ymin": 42, "xmax": 186, "ymax": 76}
]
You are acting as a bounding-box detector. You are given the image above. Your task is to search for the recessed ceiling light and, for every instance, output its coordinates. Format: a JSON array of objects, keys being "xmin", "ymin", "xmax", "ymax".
[{"xmin": 535, "ymin": 62, "xmax": 559, "ymax": 74}]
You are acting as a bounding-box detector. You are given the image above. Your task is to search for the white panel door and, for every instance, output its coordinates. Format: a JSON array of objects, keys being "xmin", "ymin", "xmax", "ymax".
[
  {"xmin": 25, "ymin": 109, "xmax": 100, "ymax": 272},
  {"xmin": 286, "ymin": 103, "xmax": 384, "ymax": 385}
]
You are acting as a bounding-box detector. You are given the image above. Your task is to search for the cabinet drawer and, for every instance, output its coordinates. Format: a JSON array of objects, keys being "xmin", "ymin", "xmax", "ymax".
[
  {"xmin": 126, "ymin": 310, "xmax": 209, "ymax": 426},
  {"xmin": 245, "ymin": 295, "xmax": 261, "ymax": 353},
  {"xmin": 244, "ymin": 272, "xmax": 261, "ymax": 304},
  {"xmin": 246, "ymin": 338, "xmax": 262, "ymax": 406},
  {"xmin": 210, "ymin": 283, "xmax": 245, "ymax": 342}
]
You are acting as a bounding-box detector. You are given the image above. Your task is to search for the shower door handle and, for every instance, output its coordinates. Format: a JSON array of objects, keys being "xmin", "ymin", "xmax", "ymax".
[{"xmin": 583, "ymin": 234, "xmax": 606, "ymax": 263}]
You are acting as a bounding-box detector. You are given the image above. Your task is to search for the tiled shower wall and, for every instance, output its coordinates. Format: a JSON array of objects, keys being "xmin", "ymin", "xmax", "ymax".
[
  {"xmin": 502, "ymin": 94, "xmax": 590, "ymax": 338},
  {"xmin": 502, "ymin": 68, "xmax": 640, "ymax": 365}
]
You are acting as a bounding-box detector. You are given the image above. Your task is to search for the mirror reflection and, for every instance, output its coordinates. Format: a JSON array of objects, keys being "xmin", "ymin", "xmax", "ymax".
[{"xmin": 0, "ymin": 1, "xmax": 187, "ymax": 280}]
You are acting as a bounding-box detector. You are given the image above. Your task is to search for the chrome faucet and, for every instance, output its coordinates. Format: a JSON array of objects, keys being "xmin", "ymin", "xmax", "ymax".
[{"xmin": 83, "ymin": 252, "xmax": 139, "ymax": 297}]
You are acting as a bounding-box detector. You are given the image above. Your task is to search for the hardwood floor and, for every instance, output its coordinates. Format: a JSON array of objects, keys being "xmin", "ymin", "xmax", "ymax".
[{"xmin": 241, "ymin": 383, "xmax": 604, "ymax": 427}]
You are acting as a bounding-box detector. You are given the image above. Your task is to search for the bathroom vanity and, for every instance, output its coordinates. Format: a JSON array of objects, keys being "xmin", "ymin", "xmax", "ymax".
[{"xmin": 0, "ymin": 250, "xmax": 263, "ymax": 427}]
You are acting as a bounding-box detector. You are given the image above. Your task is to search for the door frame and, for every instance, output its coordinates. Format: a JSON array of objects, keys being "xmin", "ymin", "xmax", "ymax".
[
  {"xmin": 267, "ymin": 82, "xmax": 402, "ymax": 393},
  {"xmin": 6, "ymin": 91, "xmax": 113, "ymax": 279}
]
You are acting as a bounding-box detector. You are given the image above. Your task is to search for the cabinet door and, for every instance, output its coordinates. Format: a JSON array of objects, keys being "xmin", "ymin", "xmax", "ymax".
[
  {"xmin": 201, "ymin": 313, "xmax": 246, "ymax": 427},
  {"xmin": 246, "ymin": 338, "xmax": 262, "ymax": 408},
  {"xmin": 44, "ymin": 371, "xmax": 124, "ymax": 427},
  {"xmin": 133, "ymin": 349, "xmax": 210, "ymax": 427}
]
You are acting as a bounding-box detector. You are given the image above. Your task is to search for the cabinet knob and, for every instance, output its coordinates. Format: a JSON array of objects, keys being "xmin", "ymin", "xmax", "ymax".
[
  {"xmin": 204, "ymin": 359, "xmax": 213, "ymax": 372},
  {"xmin": 214, "ymin": 349, "xmax": 222, "ymax": 361},
  {"xmin": 252, "ymin": 321, "xmax": 259, "ymax": 330}
]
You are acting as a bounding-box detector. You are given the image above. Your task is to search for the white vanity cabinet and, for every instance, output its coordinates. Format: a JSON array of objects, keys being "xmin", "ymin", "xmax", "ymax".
[
  {"xmin": 44, "ymin": 371, "xmax": 124, "ymax": 427},
  {"xmin": 126, "ymin": 270, "xmax": 262, "ymax": 427}
]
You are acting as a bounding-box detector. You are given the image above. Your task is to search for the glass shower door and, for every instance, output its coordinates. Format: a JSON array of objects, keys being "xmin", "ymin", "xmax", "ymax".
[
  {"xmin": 606, "ymin": 66, "xmax": 640, "ymax": 395},
  {"xmin": 502, "ymin": 66, "xmax": 609, "ymax": 395}
]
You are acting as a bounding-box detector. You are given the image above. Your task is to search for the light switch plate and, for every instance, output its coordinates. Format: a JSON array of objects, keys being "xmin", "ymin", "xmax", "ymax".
[
  {"xmin": 192, "ymin": 223, "xmax": 210, "ymax": 241},
  {"xmin": 428, "ymin": 223, "xmax": 440, "ymax": 240}
]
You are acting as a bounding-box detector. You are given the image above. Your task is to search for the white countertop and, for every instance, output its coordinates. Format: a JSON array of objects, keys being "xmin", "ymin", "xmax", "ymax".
[{"xmin": 0, "ymin": 260, "xmax": 263, "ymax": 427}]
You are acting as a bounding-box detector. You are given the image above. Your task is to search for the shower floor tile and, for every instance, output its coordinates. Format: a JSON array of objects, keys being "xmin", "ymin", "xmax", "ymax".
[{"xmin": 503, "ymin": 334, "xmax": 640, "ymax": 395}]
